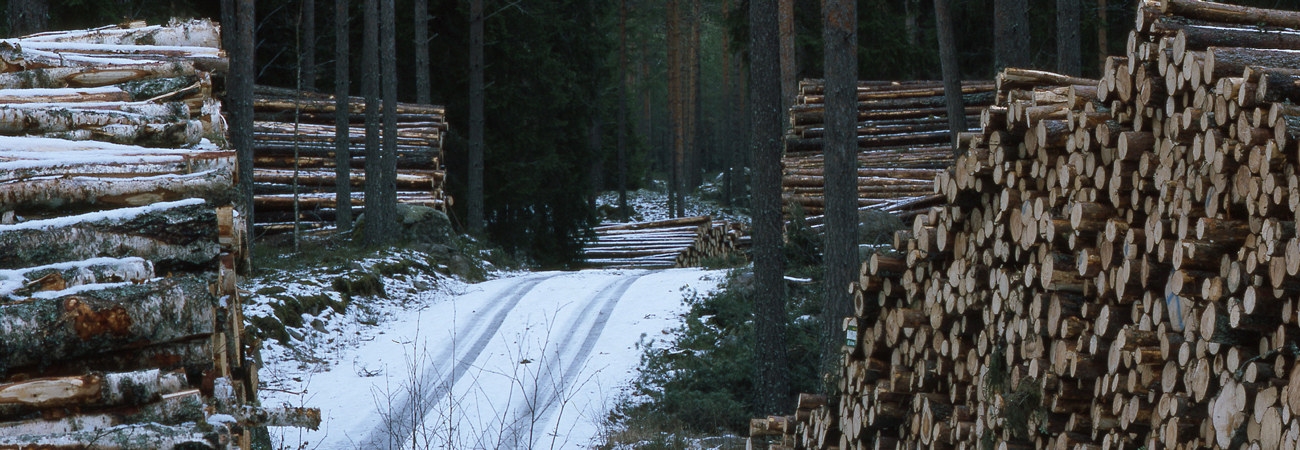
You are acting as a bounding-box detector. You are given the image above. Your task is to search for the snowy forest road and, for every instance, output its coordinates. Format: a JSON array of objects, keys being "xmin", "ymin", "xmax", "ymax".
[{"xmin": 266, "ymin": 268, "xmax": 725, "ymax": 450}]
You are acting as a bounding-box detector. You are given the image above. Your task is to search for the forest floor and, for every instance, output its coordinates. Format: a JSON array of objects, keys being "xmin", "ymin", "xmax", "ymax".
[{"xmin": 250, "ymin": 186, "xmax": 741, "ymax": 449}]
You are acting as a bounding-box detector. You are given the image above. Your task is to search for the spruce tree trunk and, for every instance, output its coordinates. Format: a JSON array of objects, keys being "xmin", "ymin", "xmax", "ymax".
[
  {"xmin": 1097, "ymin": 0, "xmax": 1109, "ymax": 71},
  {"xmin": 334, "ymin": 0, "xmax": 352, "ymax": 232},
  {"xmin": 822, "ymin": 0, "xmax": 859, "ymax": 384},
  {"xmin": 468, "ymin": 0, "xmax": 485, "ymax": 234},
  {"xmin": 362, "ymin": 0, "xmax": 382, "ymax": 245},
  {"xmin": 617, "ymin": 0, "xmax": 629, "ymax": 222},
  {"xmin": 935, "ymin": 0, "xmax": 967, "ymax": 153},
  {"xmin": 6, "ymin": 0, "xmax": 47, "ymax": 37},
  {"xmin": 233, "ymin": 0, "xmax": 256, "ymax": 260},
  {"xmin": 750, "ymin": 0, "xmax": 792, "ymax": 415},
  {"xmin": 779, "ymin": 0, "xmax": 797, "ymax": 115},
  {"xmin": 414, "ymin": 0, "xmax": 431, "ymax": 105},
  {"xmin": 378, "ymin": 0, "xmax": 398, "ymax": 244},
  {"xmin": 302, "ymin": 0, "xmax": 316, "ymax": 91},
  {"xmin": 721, "ymin": 0, "xmax": 733, "ymax": 208},
  {"xmin": 994, "ymin": 0, "xmax": 1031, "ymax": 70},
  {"xmin": 1057, "ymin": 0, "xmax": 1081, "ymax": 76},
  {"xmin": 667, "ymin": 0, "xmax": 683, "ymax": 219}
]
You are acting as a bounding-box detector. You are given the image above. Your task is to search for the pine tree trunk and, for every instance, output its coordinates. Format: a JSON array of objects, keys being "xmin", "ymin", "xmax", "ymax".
[
  {"xmin": 334, "ymin": 0, "xmax": 352, "ymax": 232},
  {"xmin": 233, "ymin": 0, "xmax": 256, "ymax": 261},
  {"xmin": 6, "ymin": 0, "xmax": 48, "ymax": 37},
  {"xmin": 779, "ymin": 0, "xmax": 797, "ymax": 115},
  {"xmin": 750, "ymin": 0, "xmax": 791, "ymax": 415},
  {"xmin": 1097, "ymin": 0, "xmax": 1108, "ymax": 71},
  {"xmin": 994, "ymin": 0, "xmax": 1030, "ymax": 70},
  {"xmin": 378, "ymin": 0, "xmax": 399, "ymax": 244},
  {"xmin": 691, "ymin": 0, "xmax": 704, "ymax": 191},
  {"xmin": 468, "ymin": 0, "xmax": 485, "ymax": 234},
  {"xmin": 302, "ymin": 0, "xmax": 316, "ymax": 91},
  {"xmin": 362, "ymin": 0, "xmax": 382, "ymax": 245},
  {"xmin": 414, "ymin": 0, "xmax": 431, "ymax": 105},
  {"xmin": 667, "ymin": 0, "xmax": 683, "ymax": 219},
  {"xmin": 721, "ymin": 0, "xmax": 733, "ymax": 208},
  {"xmin": 934, "ymin": 0, "xmax": 967, "ymax": 153},
  {"xmin": 617, "ymin": 0, "xmax": 629, "ymax": 222},
  {"xmin": 1057, "ymin": 0, "xmax": 1081, "ymax": 76},
  {"xmin": 822, "ymin": 0, "xmax": 860, "ymax": 383}
]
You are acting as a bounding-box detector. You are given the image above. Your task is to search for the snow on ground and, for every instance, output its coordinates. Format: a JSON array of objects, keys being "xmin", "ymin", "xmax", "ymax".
[{"xmin": 255, "ymin": 265, "xmax": 726, "ymax": 450}]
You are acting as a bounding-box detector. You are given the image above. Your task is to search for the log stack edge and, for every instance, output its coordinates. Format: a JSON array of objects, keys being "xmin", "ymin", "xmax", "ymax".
[
  {"xmin": 756, "ymin": 1, "xmax": 1300, "ymax": 449},
  {"xmin": 0, "ymin": 20, "xmax": 316, "ymax": 449}
]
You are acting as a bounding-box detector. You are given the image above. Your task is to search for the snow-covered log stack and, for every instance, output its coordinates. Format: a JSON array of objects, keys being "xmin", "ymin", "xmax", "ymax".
[
  {"xmin": 752, "ymin": 1, "xmax": 1300, "ymax": 450},
  {"xmin": 583, "ymin": 216, "xmax": 748, "ymax": 268},
  {"xmin": 0, "ymin": 20, "xmax": 316, "ymax": 449},
  {"xmin": 252, "ymin": 85, "xmax": 449, "ymax": 234},
  {"xmin": 783, "ymin": 79, "xmax": 995, "ymax": 219}
]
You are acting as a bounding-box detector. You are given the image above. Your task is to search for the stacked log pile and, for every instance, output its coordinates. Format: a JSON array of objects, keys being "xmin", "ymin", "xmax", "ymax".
[
  {"xmin": 0, "ymin": 21, "xmax": 316, "ymax": 449},
  {"xmin": 782, "ymin": 79, "xmax": 996, "ymax": 219},
  {"xmin": 252, "ymin": 85, "xmax": 449, "ymax": 234},
  {"xmin": 583, "ymin": 216, "xmax": 747, "ymax": 268},
  {"xmin": 755, "ymin": 1, "xmax": 1300, "ymax": 449}
]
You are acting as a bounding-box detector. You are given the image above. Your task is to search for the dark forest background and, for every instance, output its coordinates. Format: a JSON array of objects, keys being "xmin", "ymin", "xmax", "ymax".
[{"xmin": 3, "ymin": 0, "xmax": 1295, "ymax": 264}]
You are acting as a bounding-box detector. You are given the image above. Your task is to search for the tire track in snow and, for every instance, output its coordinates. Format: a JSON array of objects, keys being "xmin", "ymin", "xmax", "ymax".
[
  {"xmin": 497, "ymin": 271, "xmax": 647, "ymax": 450},
  {"xmin": 359, "ymin": 274, "xmax": 548, "ymax": 450}
]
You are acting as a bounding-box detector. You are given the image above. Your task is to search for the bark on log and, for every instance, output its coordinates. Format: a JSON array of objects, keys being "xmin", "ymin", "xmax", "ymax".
[
  {"xmin": 1, "ymin": 169, "xmax": 233, "ymax": 215},
  {"xmin": 1161, "ymin": 0, "xmax": 1300, "ymax": 30},
  {"xmin": 19, "ymin": 19, "xmax": 221, "ymax": 48},
  {"xmin": 0, "ymin": 422, "xmax": 219, "ymax": 449},
  {"xmin": 0, "ymin": 199, "xmax": 220, "ymax": 270},
  {"xmin": 0, "ymin": 62, "xmax": 197, "ymax": 89},
  {"xmin": 0, "ymin": 274, "xmax": 216, "ymax": 375}
]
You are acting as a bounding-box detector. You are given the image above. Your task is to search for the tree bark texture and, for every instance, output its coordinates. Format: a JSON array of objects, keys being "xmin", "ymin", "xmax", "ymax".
[
  {"xmin": 667, "ymin": 0, "xmax": 683, "ymax": 218},
  {"xmin": 822, "ymin": 0, "xmax": 860, "ymax": 384},
  {"xmin": 301, "ymin": 0, "xmax": 316, "ymax": 92},
  {"xmin": 750, "ymin": 0, "xmax": 791, "ymax": 415},
  {"xmin": 414, "ymin": 0, "xmax": 431, "ymax": 105},
  {"xmin": 1057, "ymin": 0, "xmax": 1081, "ymax": 76},
  {"xmin": 362, "ymin": 0, "xmax": 382, "ymax": 245},
  {"xmin": 232, "ymin": 0, "xmax": 256, "ymax": 255},
  {"xmin": 779, "ymin": 0, "xmax": 797, "ymax": 115},
  {"xmin": 0, "ymin": 275, "xmax": 215, "ymax": 375},
  {"xmin": 334, "ymin": 0, "xmax": 352, "ymax": 232},
  {"xmin": 0, "ymin": 200, "xmax": 220, "ymax": 271},
  {"xmin": 374, "ymin": 0, "xmax": 400, "ymax": 245},
  {"xmin": 994, "ymin": 0, "xmax": 1030, "ymax": 70},
  {"xmin": 6, "ymin": 0, "xmax": 48, "ymax": 37},
  {"xmin": 934, "ymin": 0, "xmax": 967, "ymax": 153},
  {"xmin": 617, "ymin": 0, "xmax": 629, "ymax": 222},
  {"xmin": 468, "ymin": 0, "xmax": 485, "ymax": 234}
]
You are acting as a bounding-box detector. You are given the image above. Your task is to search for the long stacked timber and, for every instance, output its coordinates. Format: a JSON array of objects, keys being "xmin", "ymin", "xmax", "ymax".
[
  {"xmin": 583, "ymin": 216, "xmax": 748, "ymax": 268},
  {"xmin": 751, "ymin": 1, "xmax": 1300, "ymax": 450},
  {"xmin": 252, "ymin": 85, "xmax": 449, "ymax": 234},
  {"xmin": 783, "ymin": 79, "xmax": 996, "ymax": 219},
  {"xmin": 0, "ymin": 20, "xmax": 317, "ymax": 449}
]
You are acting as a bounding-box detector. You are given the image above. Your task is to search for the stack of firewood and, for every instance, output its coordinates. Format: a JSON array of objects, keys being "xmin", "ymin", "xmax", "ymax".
[
  {"xmin": 252, "ymin": 85, "xmax": 449, "ymax": 234},
  {"xmin": 753, "ymin": 1, "xmax": 1300, "ymax": 450},
  {"xmin": 782, "ymin": 79, "xmax": 996, "ymax": 219},
  {"xmin": 0, "ymin": 21, "xmax": 315, "ymax": 449},
  {"xmin": 583, "ymin": 216, "xmax": 748, "ymax": 268}
]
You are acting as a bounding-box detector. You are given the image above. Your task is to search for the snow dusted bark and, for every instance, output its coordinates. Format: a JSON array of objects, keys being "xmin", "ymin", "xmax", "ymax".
[
  {"xmin": 0, "ymin": 274, "xmax": 216, "ymax": 374},
  {"xmin": 0, "ymin": 199, "xmax": 221, "ymax": 270},
  {"xmin": 0, "ymin": 62, "xmax": 197, "ymax": 89},
  {"xmin": 19, "ymin": 19, "xmax": 220, "ymax": 48},
  {"xmin": 0, "ymin": 257, "xmax": 155, "ymax": 301},
  {"xmin": 0, "ymin": 168, "xmax": 232, "ymax": 214}
]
